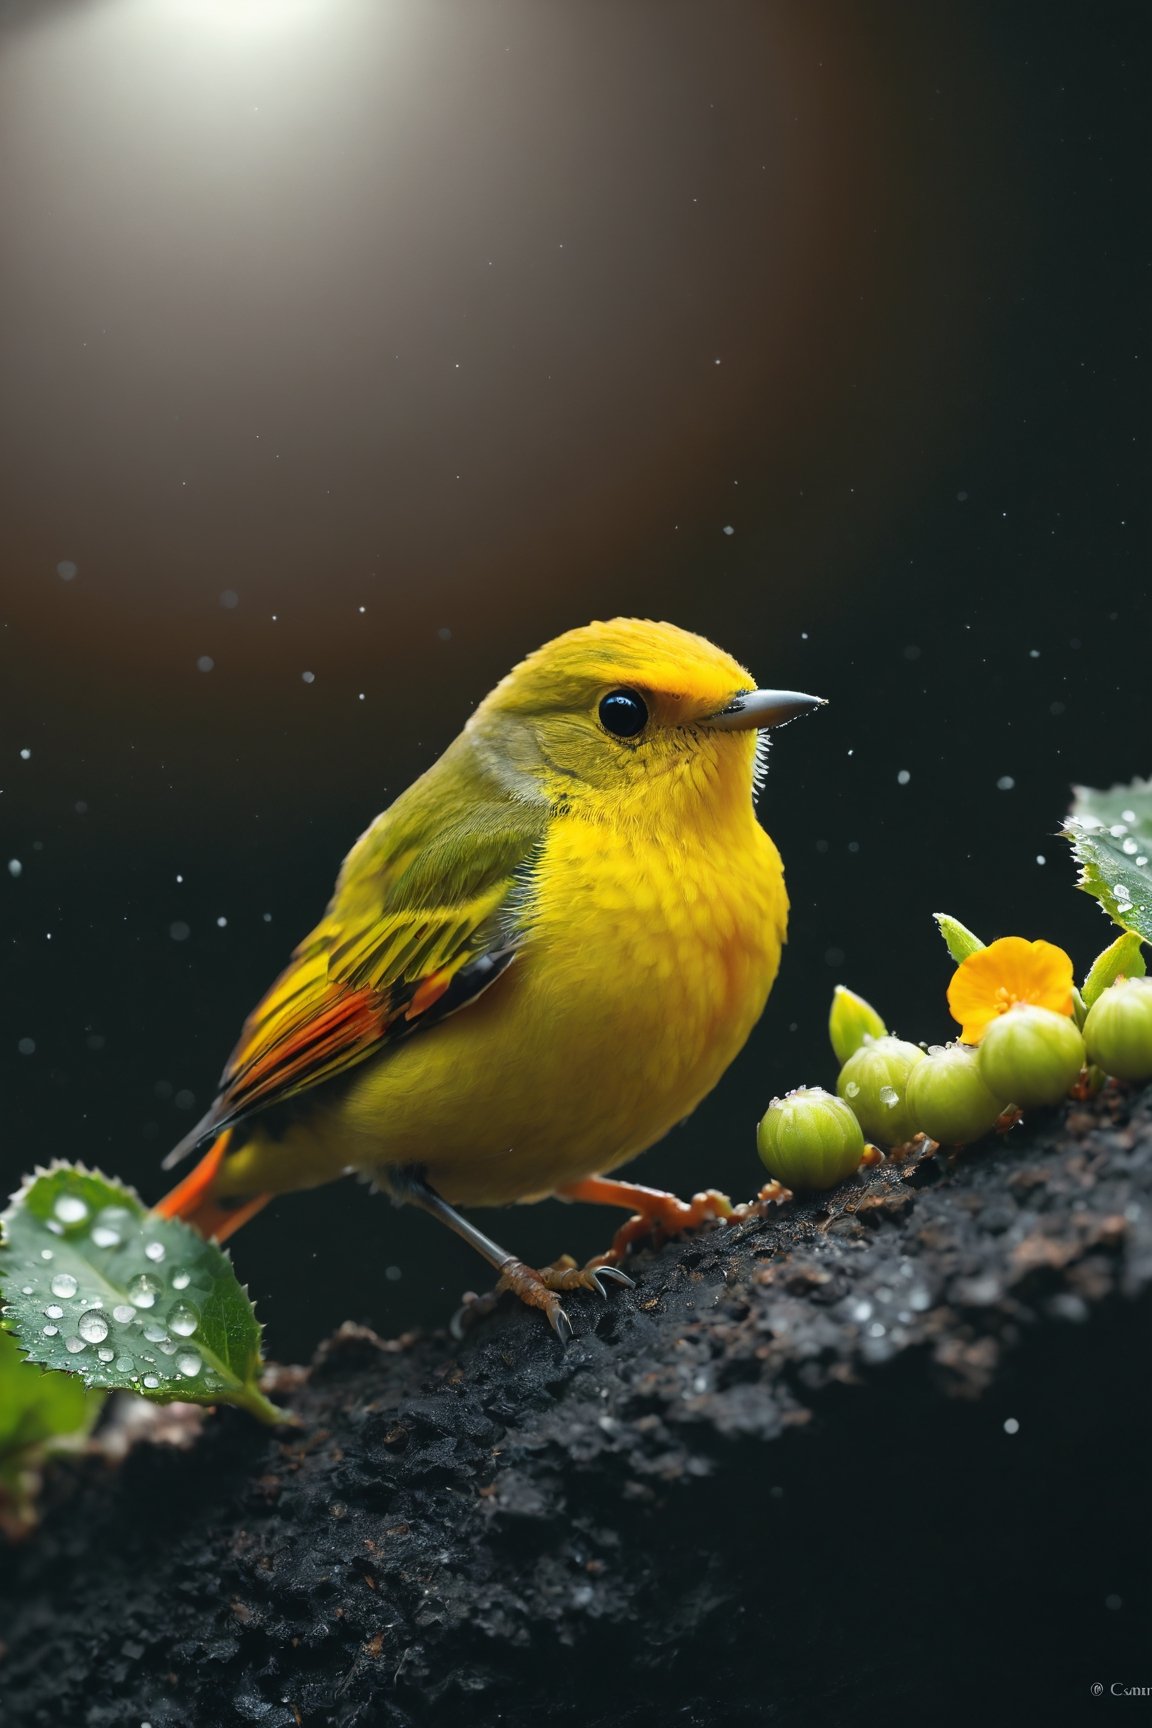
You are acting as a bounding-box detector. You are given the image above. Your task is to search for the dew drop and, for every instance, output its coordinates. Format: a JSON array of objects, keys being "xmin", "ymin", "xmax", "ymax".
[
  {"xmin": 169, "ymin": 1303, "xmax": 200, "ymax": 1338},
  {"xmin": 40, "ymin": 1249, "xmax": 53, "ymax": 1261},
  {"xmin": 112, "ymin": 1303, "xmax": 136, "ymax": 1325},
  {"xmin": 142, "ymin": 1321, "xmax": 169, "ymax": 1343},
  {"xmin": 142, "ymin": 1373, "xmax": 160, "ymax": 1389},
  {"xmin": 128, "ymin": 1274, "xmax": 161, "ymax": 1309},
  {"xmin": 44, "ymin": 1304, "xmax": 64, "ymax": 1320},
  {"xmin": 97, "ymin": 1346, "xmax": 115, "ymax": 1362},
  {"xmin": 64, "ymin": 1335, "xmax": 88, "ymax": 1354},
  {"xmin": 144, "ymin": 1241, "xmax": 166, "ymax": 1264},
  {"xmin": 171, "ymin": 1270, "xmax": 191, "ymax": 1290},
  {"xmin": 42, "ymin": 1324, "xmax": 59, "ymax": 1337},
  {"xmin": 1122, "ymin": 837, "xmax": 1139, "ymax": 855},
  {"xmin": 79, "ymin": 1311, "xmax": 110, "ymax": 1344},
  {"xmin": 177, "ymin": 1350, "xmax": 203, "ymax": 1377},
  {"xmin": 879, "ymin": 1085, "xmax": 900, "ymax": 1110},
  {"xmin": 844, "ymin": 1080, "xmax": 860, "ymax": 1098},
  {"xmin": 50, "ymin": 1273, "xmax": 78, "ymax": 1299},
  {"xmin": 20, "ymin": 1285, "xmax": 34, "ymax": 1296},
  {"xmin": 46, "ymin": 1220, "xmax": 64, "ymax": 1236},
  {"xmin": 54, "ymin": 1195, "xmax": 89, "ymax": 1225},
  {"xmin": 157, "ymin": 1339, "xmax": 178, "ymax": 1355},
  {"xmin": 91, "ymin": 1206, "xmax": 133, "ymax": 1249}
]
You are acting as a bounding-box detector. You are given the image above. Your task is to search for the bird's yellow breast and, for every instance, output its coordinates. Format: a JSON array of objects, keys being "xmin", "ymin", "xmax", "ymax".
[{"xmin": 252, "ymin": 797, "xmax": 789, "ymax": 1208}]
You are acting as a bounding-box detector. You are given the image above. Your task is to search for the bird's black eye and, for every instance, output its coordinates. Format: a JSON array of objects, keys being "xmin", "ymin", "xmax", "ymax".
[{"xmin": 598, "ymin": 688, "xmax": 648, "ymax": 739}]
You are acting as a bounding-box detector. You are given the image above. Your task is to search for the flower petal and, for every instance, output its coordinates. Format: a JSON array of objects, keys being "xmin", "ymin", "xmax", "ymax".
[{"xmin": 947, "ymin": 936, "xmax": 1075, "ymax": 1044}]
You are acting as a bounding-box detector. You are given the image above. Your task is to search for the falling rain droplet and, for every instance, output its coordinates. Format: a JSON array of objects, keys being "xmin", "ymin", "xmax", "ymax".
[
  {"xmin": 50, "ymin": 1273, "xmax": 78, "ymax": 1299},
  {"xmin": 144, "ymin": 1241, "xmax": 166, "ymax": 1264},
  {"xmin": 169, "ymin": 1303, "xmax": 200, "ymax": 1338},
  {"xmin": 128, "ymin": 1274, "xmax": 161, "ymax": 1309},
  {"xmin": 78, "ymin": 1311, "xmax": 110, "ymax": 1344},
  {"xmin": 177, "ymin": 1351, "xmax": 203, "ymax": 1377},
  {"xmin": 54, "ymin": 1195, "xmax": 89, "ymax": 1225},
  {"xmin": 112, "ymin": 1304, "xmax": 136, "ymax": 1325}
]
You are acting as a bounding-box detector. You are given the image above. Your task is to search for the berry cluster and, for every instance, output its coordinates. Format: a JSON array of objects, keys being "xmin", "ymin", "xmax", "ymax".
[{"xmin": 757, "ymin": 921, "xmax": 1151, "ymax": 1192}]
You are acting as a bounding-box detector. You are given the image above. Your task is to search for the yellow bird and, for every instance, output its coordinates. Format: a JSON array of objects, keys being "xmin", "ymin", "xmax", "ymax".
[{"xmin": 156, "ymin": 618, "xmax": 823, "ymax": 1335}]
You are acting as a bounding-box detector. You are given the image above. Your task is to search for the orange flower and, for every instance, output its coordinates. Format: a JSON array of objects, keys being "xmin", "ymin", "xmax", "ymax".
[{"xmin": 947, "ymin": 936, "xmax": 1075, "ymax": 1044}]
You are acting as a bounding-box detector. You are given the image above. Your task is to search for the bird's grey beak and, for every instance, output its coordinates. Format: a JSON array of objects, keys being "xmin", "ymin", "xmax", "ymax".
[{"xmin": 699, "ymin": 689, "xmax": 827, "ymax": 731}]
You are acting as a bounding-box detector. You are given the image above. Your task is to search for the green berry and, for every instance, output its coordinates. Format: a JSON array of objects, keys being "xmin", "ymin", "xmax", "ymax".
[
  {"xmin": 905, "ymin": 1043, "xmax": 1008, "ymax": 1145},
  {"xmin": 836, "ymin": 1036, "xmax": 926, "ymax": 1146},
  {"xmin": 978, "ymin": 1004, "xmax": 1085, "ymax": 1107},
  {"xmin": 757, "ymin": 1087, "xmax": 866, "ymax": 1191},
  {"xmin": 828, "ymin": 986, "xmax": 888, "ymax": 1065},
  {"xmin": 1082, "ymin": 977, "xmax": 1152, "ymax": 1081}
]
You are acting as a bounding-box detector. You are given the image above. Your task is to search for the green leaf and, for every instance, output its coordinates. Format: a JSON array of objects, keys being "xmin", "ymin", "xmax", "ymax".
[
  {"xmin": 1082, "ymin": 931, "xmax": 1148, "ymax": 1009},
  {"xmin": 1064, "ymin": 780, "xmax": 1152, "ymax": 944},
  {"xmin": 0, "ymin": 1165, "xmax": 283, "ymax": 1425},
  {"xmin": 828, "ymin": 985, "xmax": 888, "ymax": 1065},
  {"xmin": 933, "ymin": 913, "xmax": 986, "ymax": 965},
  {"xmin": 0, "ymin": 1328, "xmax": 103, "ymax": 1535},
  {"xmin": 0, "ymin": 1327, "xmax": 102, "ymax": 1466}
]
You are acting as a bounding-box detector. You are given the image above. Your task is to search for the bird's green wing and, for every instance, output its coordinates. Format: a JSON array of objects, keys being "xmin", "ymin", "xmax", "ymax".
[{"xmin": 163, "ymin": 740, "xmax": 547, "ymax": 1165}]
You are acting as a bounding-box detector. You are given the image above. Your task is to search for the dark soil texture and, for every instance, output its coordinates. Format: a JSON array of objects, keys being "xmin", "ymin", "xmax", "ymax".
[{"xmin": 3, "ymin": 1083, "xmax": 1150, "ymax": 1728}]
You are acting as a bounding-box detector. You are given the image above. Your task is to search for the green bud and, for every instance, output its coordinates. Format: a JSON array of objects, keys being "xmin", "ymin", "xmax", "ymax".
[
  {"xmin": 829, "ymin": 986, "xmax": 889, "ymax": 1065},
  {"xmin": 1082, "ymin": 932, "xmax": 1146, "ymax": 1010},
  {"xmin": 978, "ymin": 1004, "xmax": 1085, "ymax": 1107},
  {"xmin": 836, "ymin": 1036, "xmax": 926, "ymax": 1146},
  {"xmin": 905, "ymin": 1043, "xmax": 1007, "ymax": 1145},
  {"xmin": 757, "ymin": 1087, "xmax": 866, "ymax": 1191},
  {"xmin": 933, "ymin": 912, "xmax": 986, "ymax": 964},
  {"xmin": 1082, "ymin": 977, "xmax": 1152, "ymax": 1081}
]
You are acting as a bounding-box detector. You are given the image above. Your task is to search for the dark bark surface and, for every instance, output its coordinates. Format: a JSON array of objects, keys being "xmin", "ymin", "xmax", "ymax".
[{"xmin": 2, "ymin": 1085, "xmax": 1151, "ymax": 1728}]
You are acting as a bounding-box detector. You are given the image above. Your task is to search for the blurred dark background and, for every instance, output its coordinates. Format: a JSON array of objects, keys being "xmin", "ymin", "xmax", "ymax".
[{"xmin": 2, "ymin": 0, "xmax": 1146, "ymax": 1360}]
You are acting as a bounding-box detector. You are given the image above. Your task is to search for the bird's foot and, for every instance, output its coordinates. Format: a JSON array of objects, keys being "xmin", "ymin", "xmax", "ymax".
[
  {"xmin": 727, "ymin": 1178, "xmax": 795, "ymax": 1222},
  {"xmin": 451, "ymin": 1254, "xmax": 634, "ymax": 1342},
  {"xmin": 600, "ymin": 1187, "xmax": 738, "ymax": 1261}
]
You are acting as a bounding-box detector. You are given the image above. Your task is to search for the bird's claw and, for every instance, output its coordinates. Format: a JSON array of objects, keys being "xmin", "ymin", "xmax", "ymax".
[{"xmin": 451, "ymin": 1253, "xmax": 633, "ymax": 1341}]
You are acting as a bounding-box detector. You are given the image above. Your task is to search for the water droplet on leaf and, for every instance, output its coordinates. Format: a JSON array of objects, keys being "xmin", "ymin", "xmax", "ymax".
[{"xmin": 169, "ymin": 1303, "xmax": 200, "ymax": 1338}]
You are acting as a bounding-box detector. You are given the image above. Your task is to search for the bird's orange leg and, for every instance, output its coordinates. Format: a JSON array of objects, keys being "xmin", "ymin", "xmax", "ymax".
[{"xmin": 556, "ymin": 1175, "xmax": 746, "ymax": 1261}]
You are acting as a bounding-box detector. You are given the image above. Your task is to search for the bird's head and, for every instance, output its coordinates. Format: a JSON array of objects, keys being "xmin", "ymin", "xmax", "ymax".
[{"xmin": 467, "ymin": 617, "xmax": 824, "ymax": 827}]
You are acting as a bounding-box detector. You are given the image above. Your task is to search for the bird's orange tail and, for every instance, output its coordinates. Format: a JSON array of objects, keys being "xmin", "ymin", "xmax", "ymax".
[{"xmin": 153, "ymin": 1128, "xmax": 271, "ymax": 1244}]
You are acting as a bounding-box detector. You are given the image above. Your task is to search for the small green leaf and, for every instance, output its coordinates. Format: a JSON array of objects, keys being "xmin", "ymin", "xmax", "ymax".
[
  {"xmin": 1082, "ymin": 931, "xmax": 1147, "ymax": 1009},
  {"xmin": 828, "ymin": 985, "xmax": 889, "ymax": 1064},
  {"xmin": 0, "ymin": 1165, "xmax": 283, "ymax": 1425},
  {"xmin": 1064, "ymin": 780, "xmax": 1152, "ymax": 944},
  {"xmin": 0, "ymin": 1327, "xmax": 102, "ymax": 1466},
  {"xmin": 934, "ymin": 913, "xmax": 987, "ymax": 964}
]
